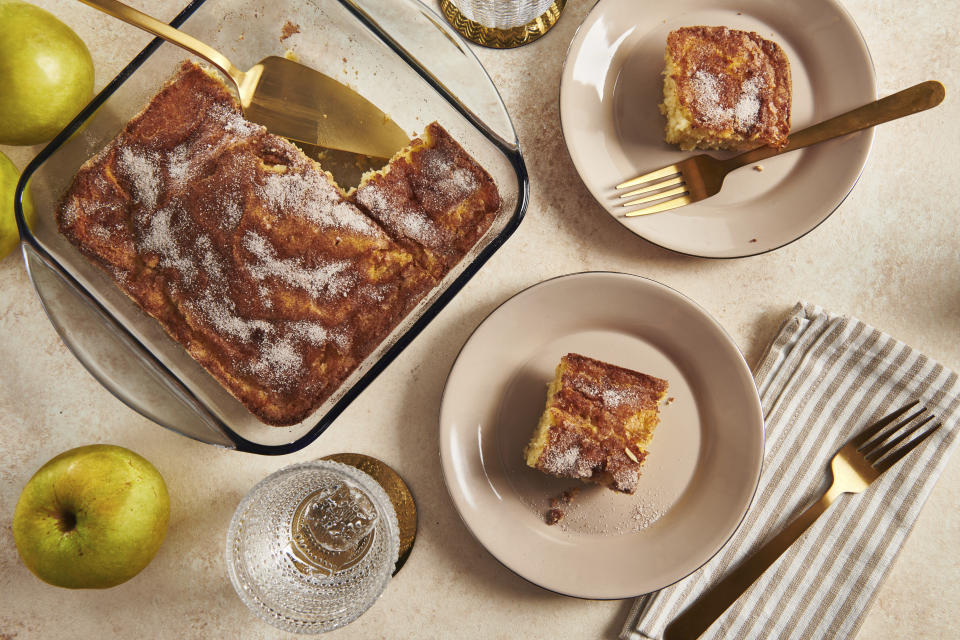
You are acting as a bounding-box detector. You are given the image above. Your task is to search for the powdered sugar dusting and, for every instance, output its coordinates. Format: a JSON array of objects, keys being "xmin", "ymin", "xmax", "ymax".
[
  {"xmin": 195, "ymin": 292, "xmax": 271, "ymax": 342},
  {"xmin": 108, "ymin": 265, "xmax": 129, "ymax": 285},
  {"xmin": 209, "ymin": 102, "xmax": 262, "ymax": 138},
  {"xmin": 540, "ymin": 443, "xmax": 581, "ymax": 476},
  {"xmin": 290, "ymin": 321, "xmax": 349, "ymax": 349},
  {"xmin": 138, "ymin": 205, "xmax": 197, "ymax": 283},
  {"xmin": 571, "ymin": 376, "xmax": 600, "ymax": 398},
  {"xmin": 166, "ymin": 144, "xmax": 193, "ymax": 187},
  {"xmin": 689, "ymin": 70, "xmax": 764, "ymax": 131},
  {"xmin": 612, "ymin": 466, "xmax": 639, "ymax": 493},
  {"xmin": 546, "ymin": 493, "xmax": 669, "ymax": 535},
  {"xmin": 735, "ymin": 77, "xmax": 762, "ymax": 127},
  {"xmin": 291, "ymin": 321, "xmax": 329, "ymax": 345},
  {"xmin": 222, "ymin": 200, "xmax": 242, "ymax": 230},
  {"xmin": 118, "ymin": 147, "xmax": 161, "ymax": 211},
  {"xmin": 356, "ymin": 181, "xmax": 443, "ymax": 247},
  {"xmin": 89, "ymin": 224, "xmax": 112, "ymax": 241},
  {"xmin": 243, "ymin": 231, "xmax": 356, "ymax": 299},
  {"xmin": 260, "ymin": 169, "xmax": 381, "ymax": 236},
  {"xmin": 571, "ymin": 375, "xmax": 636, "ymax": 410},
  {"xmin": 602, "ymin": 387, "xmax": 639, "ymax": 409},
  {"xmin": 198, "ymin": 236, "xmax": 225, "ymax": 281},
  {"xmin": 422, "ymin": 153, "xmax": 477, "ymax": 199},
  {"xmin": 394, "ymin": 208, "xmax": 440, "ymax": 246},
  {"xmin": 60, "ymin": 200, "xmax": 80, "ymax": 226},
  {"xmin": 632, "ymin": 503, "xmax": 666, "ymax": 530},
  {"xmin": 253, "ymin": 337, "xmax": 302, "ymax": 379},
  {"xmin": 360, "ymin": 283, "xmax": 391, "ymax": 303}
]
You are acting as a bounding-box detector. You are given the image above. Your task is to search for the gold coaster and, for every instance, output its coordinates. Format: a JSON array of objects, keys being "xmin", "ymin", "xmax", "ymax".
[
  {"xmin": 439, "ymin": 0, "xmax": 567, "ymax": 49},
  {"xmin": 321, "ymin": 453, "xmax": 417, "ymax": 575}
]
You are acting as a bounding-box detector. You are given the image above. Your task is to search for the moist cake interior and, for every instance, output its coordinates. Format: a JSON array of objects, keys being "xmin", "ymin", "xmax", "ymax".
[{"xmin": 523, "ymin": 353, "xmax": 668, "ymax": 494}]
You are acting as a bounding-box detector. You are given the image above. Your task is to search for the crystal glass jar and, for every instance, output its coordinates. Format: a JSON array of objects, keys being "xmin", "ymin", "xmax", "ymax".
[
  {"xmin": 439, "ymin": 0, "xmax": 566, "ymax": 47},
  {"xmin": 225, "ymin": 460, "xmax": 400, "ymax": 633}
]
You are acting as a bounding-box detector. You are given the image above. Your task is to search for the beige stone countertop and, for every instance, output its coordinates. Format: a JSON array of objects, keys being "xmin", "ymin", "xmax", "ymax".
[{"xmin": 1, "ymin": 0, "xmax": 957, "ymax": 638}]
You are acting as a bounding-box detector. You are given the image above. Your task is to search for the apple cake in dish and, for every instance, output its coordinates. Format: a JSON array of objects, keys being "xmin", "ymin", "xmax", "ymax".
[
  {"xmin": 523, "ymin": 353, "xmax": 668, "ymax": 494},
  {"xmin": 57, "ymin": 61, "xmax": 500, "ymax": 426},
  {"xmin": 660, "ymin": 26, "xmax": 792, "ymax": 151}
]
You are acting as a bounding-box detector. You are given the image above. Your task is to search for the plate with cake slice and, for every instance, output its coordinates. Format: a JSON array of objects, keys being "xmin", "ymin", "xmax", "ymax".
[
  {"xmin": 439, "ymin": 272, "xmax": 763, "ymax": 598},
  {"xmin": 559, "ymin": 0, "xmax": 876, "ymax": 258}
]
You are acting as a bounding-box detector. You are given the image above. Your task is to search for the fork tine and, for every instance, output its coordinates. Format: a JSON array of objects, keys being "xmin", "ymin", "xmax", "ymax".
[
  {"xmin": 864, "ymin": 413, "xmax": 936, "ymax": 462},
  {"xmin": 849, "ymin": 400, "xmax": 920, "ymax": 447},
  {"xmin": 873, "ymin": 421, "xmax": 942, "ymax": 474},
  {"xmin": 616, "ymin": 164, "xmax": 681, "ymax": 190},
  {"xmin": 859, "ymin": 407, "xmax": 926, "ymax": 453},
  {"xmin": 619, "ymin": 175, "xmax": 685, "ymax": 199},
  {"xmin": 623, "ymin": 194, "xmax": 693, "ymax": 217},
  {"xmin": 621, "ymin": 186, "xmax": 688, "ymax": 207}
]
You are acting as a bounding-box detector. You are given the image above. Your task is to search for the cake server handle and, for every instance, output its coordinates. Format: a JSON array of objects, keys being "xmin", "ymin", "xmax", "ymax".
[
  {"xmin": 726, "ymin": 80, "xmax": 946, "ymax": 169},
  {"xmin": 77, "ymin": 0, "xmax": 248, "ymax": 88}
]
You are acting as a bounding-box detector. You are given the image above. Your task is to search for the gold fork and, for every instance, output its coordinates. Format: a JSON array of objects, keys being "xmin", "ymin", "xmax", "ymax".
[
  {"xmin": 662, "ymin": 400, "xmax": 941, "ymax": 640},
  {"xmin": 618, "ymin": 81, "xmax": 945, "ymax": 216}
]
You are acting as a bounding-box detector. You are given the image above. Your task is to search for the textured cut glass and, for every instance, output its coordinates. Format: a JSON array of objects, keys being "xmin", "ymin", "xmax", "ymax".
[
  {"xmin": 450, "ymin": 0, "xmax": 555, "ymax": 28},
  {"xmin": 226, "ymin": 460, "xmax": 400, "ymax": 633}
]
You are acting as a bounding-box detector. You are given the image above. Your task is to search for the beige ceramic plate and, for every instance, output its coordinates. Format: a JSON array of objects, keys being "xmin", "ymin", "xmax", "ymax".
[
  {"xmin": 439, "ymin": 273, "xmax": 763, "ymax": 598},
  {"xmin": 560, "ymin": 0, "xmax": 876, "ymax": 258}
]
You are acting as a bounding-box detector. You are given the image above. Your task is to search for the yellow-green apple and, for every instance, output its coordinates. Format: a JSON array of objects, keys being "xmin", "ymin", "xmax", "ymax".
[
  {"xmin": 0, "ymin": 150, "xmax": 34, "ymax": 260},
  {"xmin": 12, "ymin": 444, "xmax": 170, "ymax": 589},
  {"xmin": 0, "ymin": 1, "xmax": 95, "ymax": 145}
]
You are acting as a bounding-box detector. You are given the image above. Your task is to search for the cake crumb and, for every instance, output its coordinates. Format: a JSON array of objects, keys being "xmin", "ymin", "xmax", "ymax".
[
  {"xmin": 753, "ymin": 164, "xmax": 764, "ymax": 172},
  {"xmin": 280, "ymin": 21, "xmax": 300, "ymax": 41},
  {"xmin": 749, "ymin": 238, "xmax": 758, "ymax": 243},
  {"xmin": 549, "ymin": 487, "xmax": 580, "ymax": 509},
  {"xmin": 664, "ymin": 396, "xmax": 675, "ymax": 405},
  {"xmin": 546, "ymin": 509, "xmax": 564, "ymax": 525}
]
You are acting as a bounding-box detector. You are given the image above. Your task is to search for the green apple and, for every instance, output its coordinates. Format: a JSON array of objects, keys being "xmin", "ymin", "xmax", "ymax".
[
  {"xmin": 12, "ymin": 444, "xmax": 170, "ymax": 589},
  {"xmin": 0, "ymin": 1, "xmax": 95, "ymax": 145},
  {"xmin": 0, "ymin": 150, "xmax": 34, "ymax": 260}
]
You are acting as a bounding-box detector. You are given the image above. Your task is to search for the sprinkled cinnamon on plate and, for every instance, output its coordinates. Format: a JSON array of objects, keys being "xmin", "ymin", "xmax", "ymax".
[{"xmin": 280, "ymin": 20, "xmax": 300, "ymax": 41}]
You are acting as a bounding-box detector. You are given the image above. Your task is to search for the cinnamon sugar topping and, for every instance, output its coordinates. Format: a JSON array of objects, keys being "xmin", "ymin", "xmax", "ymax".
[
  {"xmin": 689, "ymin": 70, "xmax": 764, "ymax": 132},
  {"xmin": 243, "ymin": 232, "xmax": 355, "ymax": 300},
  {"xmin": 55, "ymin": 62, "xmax": 501, "ymax": 425}
]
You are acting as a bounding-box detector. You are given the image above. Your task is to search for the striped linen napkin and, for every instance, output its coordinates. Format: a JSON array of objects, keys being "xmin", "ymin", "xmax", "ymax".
[{"xmin": 622, "ymin": 302, "xmax": 960, "ymax": 640}]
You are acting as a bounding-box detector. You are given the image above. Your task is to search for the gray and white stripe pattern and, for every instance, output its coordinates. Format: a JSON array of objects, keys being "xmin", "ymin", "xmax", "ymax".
[{"xmin": 622, "ymin": 303, "xmax": 959, "ymax": 640}]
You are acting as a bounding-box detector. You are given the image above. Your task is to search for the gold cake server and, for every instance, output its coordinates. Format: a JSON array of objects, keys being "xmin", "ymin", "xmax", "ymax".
[{"xmin": 79, "ymin": 0, "xmax": 410, "ymax": 159}]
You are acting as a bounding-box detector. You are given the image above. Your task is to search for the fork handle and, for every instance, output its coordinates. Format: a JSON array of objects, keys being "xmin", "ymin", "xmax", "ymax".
[
  {"xmin": 725, "ymin": 81, "xmax": 946, "ymax": 170},
  {"xmin": 77, "ymin": 0, "xmax": 244, "ymax": 84},
  {"xmin": 662, "ymin": 493, "xmax": 835, "ymax": 640}
]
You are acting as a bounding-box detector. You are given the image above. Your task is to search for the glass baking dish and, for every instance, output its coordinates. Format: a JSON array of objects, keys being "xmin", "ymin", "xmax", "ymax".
[{"xmin": 14, "ymin": 0, "xmax": 527, "ymax": 454}]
